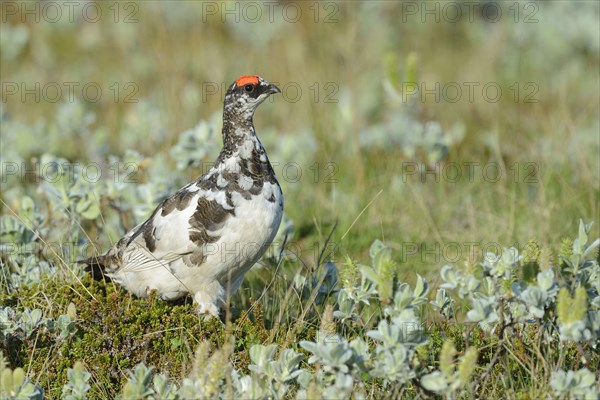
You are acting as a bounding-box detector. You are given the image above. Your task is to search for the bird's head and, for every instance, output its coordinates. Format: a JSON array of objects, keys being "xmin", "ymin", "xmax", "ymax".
[{"xmin": 224, "ymin": 75, "xmax": 281, "ymax": 118}]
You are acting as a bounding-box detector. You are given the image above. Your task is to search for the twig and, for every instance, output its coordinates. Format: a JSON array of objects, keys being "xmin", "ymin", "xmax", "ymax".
[
  {"xmin": 316, "ymin": 220, "xmax": 337, "ymax": 269},
  {"xmin": 340, "ymin": 189, "xmax": 383, "ymax": 240},
  {"xmin": 473, "ymin": 297, "xmax": 512, "ymax": 392}
]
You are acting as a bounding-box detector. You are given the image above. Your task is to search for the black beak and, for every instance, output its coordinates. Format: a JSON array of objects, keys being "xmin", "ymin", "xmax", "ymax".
[{"xmin": 265, "ymin": 84, "xmax": 281, "ymax": 95}]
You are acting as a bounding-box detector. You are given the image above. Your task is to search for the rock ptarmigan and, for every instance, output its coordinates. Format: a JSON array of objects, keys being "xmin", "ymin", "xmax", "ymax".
[{"xmin": 83, "ymin": 76, "xmax": 284, "ymax": 317}]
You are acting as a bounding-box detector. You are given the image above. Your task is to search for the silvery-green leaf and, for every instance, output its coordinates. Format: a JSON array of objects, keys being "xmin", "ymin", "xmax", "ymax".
[
  {"xmin": 29, "ymin": 309, "xmax": 42, "ymax": 325},
  {"xmin": 249, "ymin": 344, "xmax": 277, "ymax": 367},
  {"xmin": 481, "ymin": 277, "xmax": 495, "ymax": 296},
  {"xmin": 366, "ymin": 329, "xmax": 383, "ymax": 342},
  {"xmin": 333, "ymin": 290, "xmax": 355, "ymax": 320},
  {"xmin": 536, "ymin": 269, "xmax": 555, "ymax": 292},
  {"xmin": 358, "ymin": 265, "xmax": 380, "ymax": 285},
  {"xmin": 550, "ymin": 370, "xmax": 568, "ymax": 392},
  {"xmin": 392, "ymin": 284, "xmax": 413, "ymax": 311},
  {"xmin": 530, "ymin": 306, "xmax": 545, "ymax": 319},
  {"xmin": 574, "ymin": 219, "xmax": 588, "ymax": 254},
  {"xmin": 431, "ymin": 288, "xmax": 453, "ymax": 310},
  {"xmin": 75, "ymin": 196, "xmax": 101, "ymax": 220},
  {"xmin": 467, "ymin": 305, "xmax": 485, "ymax": 322},
  {"xmin": 583, "ymin": 238, "xmax": 600, "ymax": 258},
  {"xmin": 466, "ymin": 275, "xmax": 481, "ymax": 292},
  {"xmin": 502, "ymin": 247, "xmax": 521, "ymax": 265},
  {"xmin": 152, "ymin": 374, "xmax": 176, "ymax": 399},
  {"xmin": 19, "ymin": 196, "xmax": 35, "ymax": 221},
  {"xmin": 369, "ymin": 239, "xmax": 386, "ymax": 259},
  {"xmin": 558, "ymin": 320, "xmax": 589, "ymax": 342},
  {"xmin": 521, "ymin": 287, "xmax": 546, "ymax": 312},
  {"xmin": 573, "ymin": 368, "xmax": 596, "ymax": 388},
  {"xmin": 349, "ymin": 337, "xmax": 370, "ymax": 361},
  {"xmin": 331, "ymin": 345, "xmax": 353, "ymax": 365},
  {"xmin": 296, "ymin": 370, "xmax": 312, "ymax": 389},
  {"xmin": 414, "ymin": 274, "xmax": 428, "ymax": 298},
  {"xmin": 440, "ymin": 265, "xmax": 458, "ymax": 289},
  {"xmin": 467, "ymin": 296, "xmax": 499, "ymax": 329},
  {"xmin": 63, "ymin": 361, "xmax": 92, "ymax": 399},
  {"xmin": 510, "ymin": 303, "xmax": 528, "ymax": 320},
  {"xmin": 299, "ymin": 341, "xmax": 318, "ymax": 356},
  {"xmin": 559, "ymin": 255, "xmax": 575, "ymax": 270},
  {"xmin": 293, "ymin": 273, "xmax": 307, "ymax": 290},
  {"xmin": 481, "ymin": 252, "xmax": 500, "ymax": 270},
  {"xmin": 421, "ymin": 371, "xmax": 448, "ymax": 393},
  {"xmin": 551, "ymin": 367, "xmax": 597, "ymax": 396}
]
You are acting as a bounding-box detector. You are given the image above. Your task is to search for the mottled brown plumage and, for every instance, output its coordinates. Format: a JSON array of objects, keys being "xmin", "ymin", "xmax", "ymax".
[{"xmin": 80, "ymin": 76, "xmax": 284, "ymax": 317}]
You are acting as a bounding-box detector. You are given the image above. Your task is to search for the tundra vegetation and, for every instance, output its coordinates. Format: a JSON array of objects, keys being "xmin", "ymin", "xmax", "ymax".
[{"xmin": 1, "ymin": 1, "xmax": 598, "ymax": 398}]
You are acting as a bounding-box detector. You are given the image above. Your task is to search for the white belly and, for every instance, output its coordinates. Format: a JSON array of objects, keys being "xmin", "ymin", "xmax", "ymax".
[
  {"xmin": 194, "ymin": 185, "xmax": 284, "ymax": 284},
  {"xmin": 133, "ymin": 182, "xmax": 283, "ymax": 298}
]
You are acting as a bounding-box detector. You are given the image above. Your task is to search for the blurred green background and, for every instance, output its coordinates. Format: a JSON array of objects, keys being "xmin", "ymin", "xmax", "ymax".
[{"xmin": 1, "ymin": 0, "xmax": 599, "ymax": 278}]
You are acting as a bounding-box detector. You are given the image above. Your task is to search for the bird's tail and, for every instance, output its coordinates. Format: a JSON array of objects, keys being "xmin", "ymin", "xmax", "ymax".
[{"xmin": 77, "ymin": 255, "xmax": 112, "ymax": 281}]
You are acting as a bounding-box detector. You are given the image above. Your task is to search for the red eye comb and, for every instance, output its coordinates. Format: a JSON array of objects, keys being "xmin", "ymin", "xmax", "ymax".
[{"xmin": 235, "ymin": 75, "xmax": 260, "ymax": 86}]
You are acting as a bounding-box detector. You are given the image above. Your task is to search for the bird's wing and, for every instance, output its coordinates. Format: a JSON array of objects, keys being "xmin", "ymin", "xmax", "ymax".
[{"xmin": 109, "ymin": 185, "xmax": 236, "ymax": 274}]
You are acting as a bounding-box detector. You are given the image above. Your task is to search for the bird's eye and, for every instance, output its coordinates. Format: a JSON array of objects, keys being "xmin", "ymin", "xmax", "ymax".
[{"xmin": 244, "ymin": 84, "xmax": 254, "ymax": 92}]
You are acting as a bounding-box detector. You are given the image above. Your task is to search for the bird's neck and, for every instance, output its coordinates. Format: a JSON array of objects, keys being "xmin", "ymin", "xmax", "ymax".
[
  {"xmin": 221, "ymin": 117, "xmax": 254, "ymax": 150},
  {"xmin": 218, "ymin": 119, "xmax": 271, "ymax": 168},
  {"xmin": 212, "ymin": 133, "xmax": 275, "ymax": 190},
  {"xmin": 214, "ymin": 106, "xmax": 275, "ymax": 183}
]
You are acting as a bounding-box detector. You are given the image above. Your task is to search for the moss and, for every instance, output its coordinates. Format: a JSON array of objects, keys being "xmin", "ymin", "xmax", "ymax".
[
  {"xmin": 0, "ymin": 276, "xmax": 229, "ymax": 398},
  {"xmin": 230, "ymin": 298, "xmax": 275, "ymax": 372}
]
